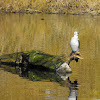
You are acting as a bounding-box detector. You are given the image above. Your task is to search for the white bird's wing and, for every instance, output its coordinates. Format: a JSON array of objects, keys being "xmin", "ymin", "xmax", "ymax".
[{"xmin": 78, "ymin": 40, "xmax": 80, "ymax": 49}]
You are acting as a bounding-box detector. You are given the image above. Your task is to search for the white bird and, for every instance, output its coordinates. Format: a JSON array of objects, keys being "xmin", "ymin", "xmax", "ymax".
[{"xmin": 70, "ymin": 31, "xmax": 80, "ymax": 55}]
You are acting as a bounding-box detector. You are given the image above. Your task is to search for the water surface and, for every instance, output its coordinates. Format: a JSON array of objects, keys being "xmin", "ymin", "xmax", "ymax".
[{"xmin": 0, "ymin": 13, "xmax": 100, "ymax": 100}]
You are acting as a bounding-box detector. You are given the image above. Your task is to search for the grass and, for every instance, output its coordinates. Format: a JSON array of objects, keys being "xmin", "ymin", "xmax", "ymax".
[{"xmin": 0, "ymin": 0, "xmax": 100, "ymax": 15}]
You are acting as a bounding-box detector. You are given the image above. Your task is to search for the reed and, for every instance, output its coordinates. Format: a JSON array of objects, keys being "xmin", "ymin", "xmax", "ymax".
[{"xmin": 0, "ymin": 0, "xmax": 100, "ymax": 15}]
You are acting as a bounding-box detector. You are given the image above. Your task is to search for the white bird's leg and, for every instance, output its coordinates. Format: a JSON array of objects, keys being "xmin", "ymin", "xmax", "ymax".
[{"xmin": 70, "ymin": 51, "xmax": 75, "ymax": 56}]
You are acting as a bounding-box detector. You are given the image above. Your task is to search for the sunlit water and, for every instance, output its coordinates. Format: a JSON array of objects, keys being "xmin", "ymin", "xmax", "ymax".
[{"xmin": 0, "ymin": 13, "xmax": 100, "ymax": 100}]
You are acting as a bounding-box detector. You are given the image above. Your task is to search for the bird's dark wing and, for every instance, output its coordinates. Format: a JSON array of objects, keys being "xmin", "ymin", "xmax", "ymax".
[{"xmin": 78, "ymin": 40, "xmax": 80, "ymax": 49}]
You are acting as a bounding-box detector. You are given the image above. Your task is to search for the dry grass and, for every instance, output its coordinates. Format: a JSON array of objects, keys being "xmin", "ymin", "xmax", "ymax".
[{"xmin": 0, "ymin": 0, "xmax": 100, "ymax": 14}]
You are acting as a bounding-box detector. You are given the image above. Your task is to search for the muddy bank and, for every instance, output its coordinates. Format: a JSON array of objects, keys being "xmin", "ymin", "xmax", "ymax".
[{"xmin": 0, "ymin": 0, "xmax": 100, "ymax": 15}]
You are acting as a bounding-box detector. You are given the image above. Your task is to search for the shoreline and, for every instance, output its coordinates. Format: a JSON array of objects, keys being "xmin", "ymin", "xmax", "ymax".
[
  {"xmin": 0, "ymin": 0, "xmax": 100, "ymax": 16},
  {"xmin": 0, "ymin": 8, "xmax": 100, "ymax": 16}
]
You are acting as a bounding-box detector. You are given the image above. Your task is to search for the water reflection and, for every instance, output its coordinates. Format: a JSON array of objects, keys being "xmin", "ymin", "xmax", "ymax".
[
  {"xmin": 0, "ymin": 63, "xmax": 79, "ymax": 100},
  {"xmin": 57, "ymin": 69, "xmax": 79, "ymax": 100},
  {"xmin": 15, "ymin": 64, "xmax": 62, "ymax": 82},
  {"xmin": 0, "ymin": 13, "xmax": 100, "ymax": 99},
  {"xmin": 67, "ymin": 77, "xmax": 78, "ymax": 100}
]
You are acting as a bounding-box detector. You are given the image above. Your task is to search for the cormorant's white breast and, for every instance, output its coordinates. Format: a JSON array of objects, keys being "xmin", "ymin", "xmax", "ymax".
[{"xmin": 70, "ymin": 31, "xmax": 80, "ymax": 53}]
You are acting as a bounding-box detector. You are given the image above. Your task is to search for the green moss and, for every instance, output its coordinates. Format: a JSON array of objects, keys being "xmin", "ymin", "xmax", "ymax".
[
  {"xmin": 0, "ymin": 50, "xmax": 64, "ymax": 70},
  {"xmin": 29, "ymin": 54, "xmax": 44, "ymax": 63},
  {"xmin": 1, "ymin": 65, "xmax": 16, "ymax": 74}
]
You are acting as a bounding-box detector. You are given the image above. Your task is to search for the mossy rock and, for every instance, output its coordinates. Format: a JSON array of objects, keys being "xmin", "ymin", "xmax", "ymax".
[
  {"xmin": 21, "ymin": 50, "xmax": 64, "ymax": 70},
  {"xmin": 0, "ymin": 50, "xmax": 64, "ymax": 70}
]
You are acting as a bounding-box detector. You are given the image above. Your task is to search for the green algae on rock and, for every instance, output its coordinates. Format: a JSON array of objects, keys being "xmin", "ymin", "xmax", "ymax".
[
  {"xmin": 0, "ymin": 50, "xmax": 82, "ymax": 73},
  {"xmin": 0, "ymin": 50, "xmax": 64, "ymax": 70}
]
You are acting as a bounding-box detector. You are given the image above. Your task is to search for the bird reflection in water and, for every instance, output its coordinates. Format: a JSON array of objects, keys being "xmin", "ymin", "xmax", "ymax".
[
  {"xmin": 57, "ymin": 70, "xmax": 79, "ymax": 100},
  {"xmin": 67, "ymin": 77, "xmax": 78, "ymax": 100},
  {"xmin": 0, "ymin": 62, "xmax": 79, "ymax": 100}
]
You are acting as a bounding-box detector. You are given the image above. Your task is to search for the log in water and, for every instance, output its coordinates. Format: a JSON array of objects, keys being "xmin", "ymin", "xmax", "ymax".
[
  {"xmin": 0, "ymin": 50, "xmax": 64, "ymax": 70},
  {"xmin": 0, "ymin": 50, "xmax": 82, "ymax": 73}
]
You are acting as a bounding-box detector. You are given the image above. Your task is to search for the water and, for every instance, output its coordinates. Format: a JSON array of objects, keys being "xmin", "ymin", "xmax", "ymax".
[{"xmin": 0, "ymin": 13, "xmax": 100, "ymax": 100}]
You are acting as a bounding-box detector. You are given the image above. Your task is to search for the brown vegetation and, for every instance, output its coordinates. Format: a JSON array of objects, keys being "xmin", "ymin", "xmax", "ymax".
[{"xmin": 0, "ymin": 0, "xmax": 100, "ymax": 15}]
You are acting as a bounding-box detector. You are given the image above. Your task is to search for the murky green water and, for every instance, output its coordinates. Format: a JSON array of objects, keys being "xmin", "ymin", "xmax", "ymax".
[{"xmin": 0, "ymin": 13, "xmax": 100, "ymax": 100}]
